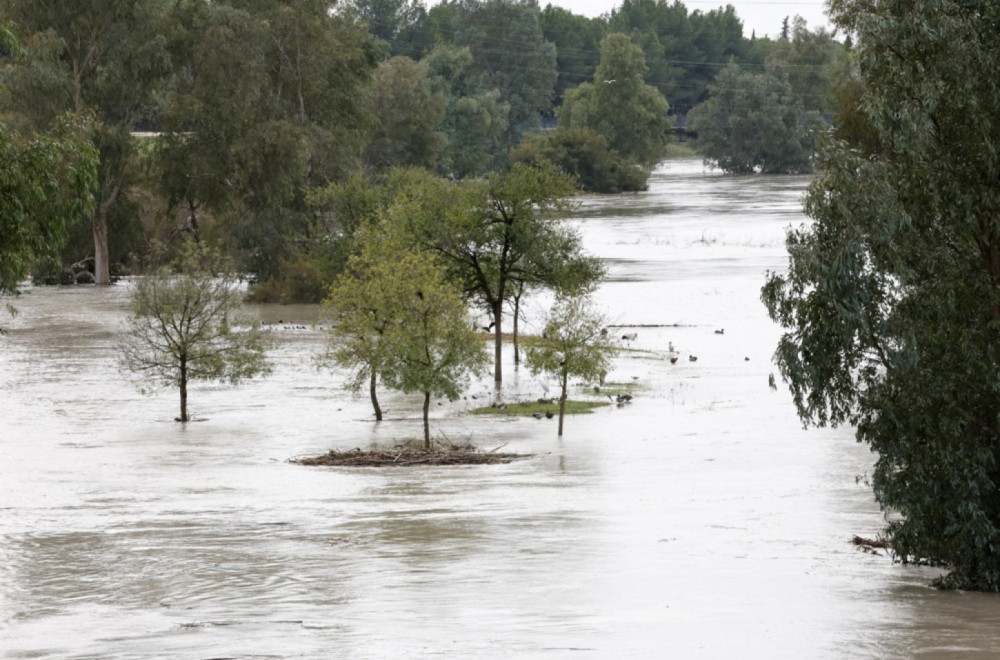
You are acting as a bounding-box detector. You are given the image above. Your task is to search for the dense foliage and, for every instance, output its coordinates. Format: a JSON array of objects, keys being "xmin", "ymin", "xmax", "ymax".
[{"xmin": 762, "ymin": 0, "xmax": 1000, "ymax": 590}]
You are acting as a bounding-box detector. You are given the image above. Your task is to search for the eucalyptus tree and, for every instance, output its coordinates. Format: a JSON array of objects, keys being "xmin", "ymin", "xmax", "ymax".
[
  {"xmin": 118, "ymin": 242, "xmax": 273, "ymax": 423},
  {"xmin": 0, "ymin": 0, "xmax": 175, "ymax": 285},
  {"xmin": 0, "ymin": 114, "xmax": 98, "ymax": 300},
  {"xmin": 688, "ymin": 62, "xmax": 821, "ymax": 174},
  {"xmin": 526, "ymin": 296, "xmax": 616, "ymax": 436},
  {"xmin": 762, "ymin": 0, "xmax": 1000, "ymax": 590}
]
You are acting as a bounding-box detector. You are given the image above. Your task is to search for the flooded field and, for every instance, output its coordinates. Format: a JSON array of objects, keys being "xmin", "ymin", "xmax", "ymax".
[{"xmin": 3, "ymin": 158, "xmax": 999, "ymax": 659}]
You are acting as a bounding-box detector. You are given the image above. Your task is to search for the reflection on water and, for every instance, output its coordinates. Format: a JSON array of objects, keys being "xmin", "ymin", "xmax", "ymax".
[{"xmin": 3, "ymin": 158, "xmax": 999, "ymax": 658}]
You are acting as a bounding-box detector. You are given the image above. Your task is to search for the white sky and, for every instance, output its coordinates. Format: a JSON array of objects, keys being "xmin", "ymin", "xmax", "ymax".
[{"xmin": 428, "ymin": 1, "xmax": 834, "ymax": 41}]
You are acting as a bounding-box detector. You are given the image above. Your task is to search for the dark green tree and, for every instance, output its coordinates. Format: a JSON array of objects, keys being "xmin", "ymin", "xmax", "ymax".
[
  {"xmin": 765, "ymin": 17, "xmax": 851, "ymax": 115},
  {"xmin": 512, "ymin": 126, "xmax": 647, "ymax": 193},
  {"xmin": 423, "ymin": 43, "xmax": 510, "ymax": 178},
  {"xmin": 155, "ymin": 0, "xmax": 381, "ymax": 294},
  {"xmin": 539, "ymin": 5, "xmax": 605, "ymax": 108},
  {"xmin": 688, "ymin": 62, "xmax": 820, "ymax": 174},
  {"xmin": 762, "ymin": 0, "xmax": 1000, "ymax": 590}
]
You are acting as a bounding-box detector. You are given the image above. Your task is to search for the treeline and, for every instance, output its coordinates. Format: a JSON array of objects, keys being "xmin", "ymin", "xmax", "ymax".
[{"xmin": 0, "ymin": 0, "xmax": 849, "ymax": 302}]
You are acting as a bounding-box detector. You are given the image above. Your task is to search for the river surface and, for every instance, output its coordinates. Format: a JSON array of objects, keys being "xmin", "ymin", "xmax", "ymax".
[{"xmin": 3, "ymin": 158, "xmax": 999, "ymax": 659}]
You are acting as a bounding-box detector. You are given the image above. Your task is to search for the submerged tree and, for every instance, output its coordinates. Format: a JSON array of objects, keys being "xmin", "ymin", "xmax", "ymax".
[
  {"xmin": 376, "ymin": 216, "xmax": 489, "ymax": 448},
  {"xmin": 318, "ymin": 221, "xmax": 408, "ymax": 422},
  {"xmin": 762, "ymin": 0, "xmax": 1000, "ymax": 590},
  {"xmin": 688, "ymin": 62, "xmax": 821, "ymax": 174},
  {"xmin": 525, "ymin": 296, "xmax": 616, "ymax": 436},
  {"xmin": 401, "ymin": 162, "xmax": 599, "ymax": 387},
  {"xmin": 118, "ymin": 243, "xmax": 273, "ymax": 422}
]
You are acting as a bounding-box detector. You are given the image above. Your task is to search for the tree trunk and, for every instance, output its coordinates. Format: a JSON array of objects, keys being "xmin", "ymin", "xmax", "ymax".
[
  {"xmin": 493, "ymin": 299, "xmax": 503, "ymax": 385},
  {"xmin": 93, "ymin": 206, "xmax": 111, "ymax": 286},
  {"xmin": 512, "ymin": 293, "xmax": 521, "ymax": 367},
  {"xmin": 179, "ymin": 359, "xmax": 188, "ymax": 422},
  {"xmin": 558, "ymin": 369, "xmax": 568, "ymax": 436},
  {"xmin": 422, "ymin": 390, "xmax": 431, "ymax": 449},
  {"xmin": 370, "ymin": 367, "xmax": 382, "ymax": 421}
]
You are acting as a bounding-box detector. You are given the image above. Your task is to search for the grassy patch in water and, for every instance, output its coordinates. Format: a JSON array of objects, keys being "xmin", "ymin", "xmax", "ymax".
[
  {"xmin": 587, "ymin": 381, "xmax": 645, "ymax": 397},
  {"xmin": 469, "ymin": 399, "xmax": 609, "ymax": 416}
]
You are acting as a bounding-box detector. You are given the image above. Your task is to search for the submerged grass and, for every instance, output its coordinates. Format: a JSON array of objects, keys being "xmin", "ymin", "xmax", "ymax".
[{"xmin": 469, "ymin": 399, "xmax": 609, "ymax": 416}]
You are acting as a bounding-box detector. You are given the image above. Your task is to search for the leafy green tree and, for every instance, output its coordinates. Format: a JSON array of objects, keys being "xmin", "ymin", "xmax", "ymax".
[
  {"xmin": 761, "ymin": 0, "xmax": 1000, "ymax": 590},
  {"xmin": 558, "ymin": 33, "xmax": 672, "ymax": 171},
  {"xmin": 400, "ymin": 162, "xmax": 596, "ymax": 386},
  {"xmin": 423, "ymin": 44, "xmax": 511, "ymax": 178},
  {"xmin": 0, "ymin": 0, "xmax": 175, "ymax": 285},
  {"xmin": 366, "ymin": 55, "xmax": 446, "ymax": 170},
  {"xmin": 688, "ymin": 62, "xmax": 821, "ymax": 174},
  {"xmin": 318, "ymin": 221, "xmax": 409, "ymax": 422},
  {"xmin": 526, "ymin": 295, "xmax": 616, "ymax": 436},
  {"xmin": 539, "ymin": 5, "xmax": 605, "ymax": 108},
  {"xmin": 608, "ymin": 1, "xmax": 749, "ymax": 114},
  {"xmin": 372, "ymin": 211, "xmax": 488, "ymax": 447},
  {"xmin": 0, "ymin": 114, "xmax": 98, "ymax": 299},
  {"xmin": 341, "ymin": 0, "xmax": 426, "ymax": 52},
  {"xmin": 118, "ymin": 242, "xmax": 273, "ymax": 422}
]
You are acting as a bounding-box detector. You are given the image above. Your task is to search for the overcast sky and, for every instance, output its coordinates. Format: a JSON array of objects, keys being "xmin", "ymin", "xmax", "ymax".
[{"xmin": 427, "ymin": 1, "xmax": 833, "ymax": 41}]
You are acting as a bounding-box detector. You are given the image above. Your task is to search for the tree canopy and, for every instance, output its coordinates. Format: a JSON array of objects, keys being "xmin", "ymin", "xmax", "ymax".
[
  {"xmin": 762, "ymin": 0, "xmax": 1000, "ymax": 590},
  {"xmin": 688, "ymin": 62, "xmax": 821, "ymax": 174}
]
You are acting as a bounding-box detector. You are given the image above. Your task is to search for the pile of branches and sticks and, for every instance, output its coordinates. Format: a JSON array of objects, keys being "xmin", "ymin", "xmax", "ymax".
[{"xmin": 291, "ymin": 443, "xmax": 527, "ymax": 467}]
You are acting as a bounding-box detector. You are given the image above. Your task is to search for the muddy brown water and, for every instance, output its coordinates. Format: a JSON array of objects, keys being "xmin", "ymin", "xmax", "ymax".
[{"xmin": 3, "ymin": 159, "xmax": 999, "ymax": 658}]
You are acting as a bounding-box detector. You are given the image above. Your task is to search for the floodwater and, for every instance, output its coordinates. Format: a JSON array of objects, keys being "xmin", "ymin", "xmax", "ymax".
[{"xmin": 2, "ymin": 158, "xmax": 999, "ymax": 659}]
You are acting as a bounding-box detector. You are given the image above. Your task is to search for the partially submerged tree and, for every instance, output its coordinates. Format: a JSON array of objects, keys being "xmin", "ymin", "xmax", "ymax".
[
  {"xmin": 318, "ymin": 222, "xmax": 408, "ymax": 421},
  {"xmin": 377, "ymin": 227, "xmax": 489, "ymax": 448},
  {"xmin": 118, "ymin": 243, "xmax": 273, "ymax": 422},
  {"xmin": 762, "ymin": 0, "xmax": 1000, "ymax": 590},
  {"xmin": 402, "ymin": 162, "xmax": 599, "ymax": 386},
  {"xmin": 559, "ymin": 32, "xmax": 673, "ymax": 171},
  {"xmin": 525, "ymin": 296, "xmax": 616, "ymax": 436},
  {"xmin": 688, "ymin": 62, "xmax": 821, "ymax": 174}
]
